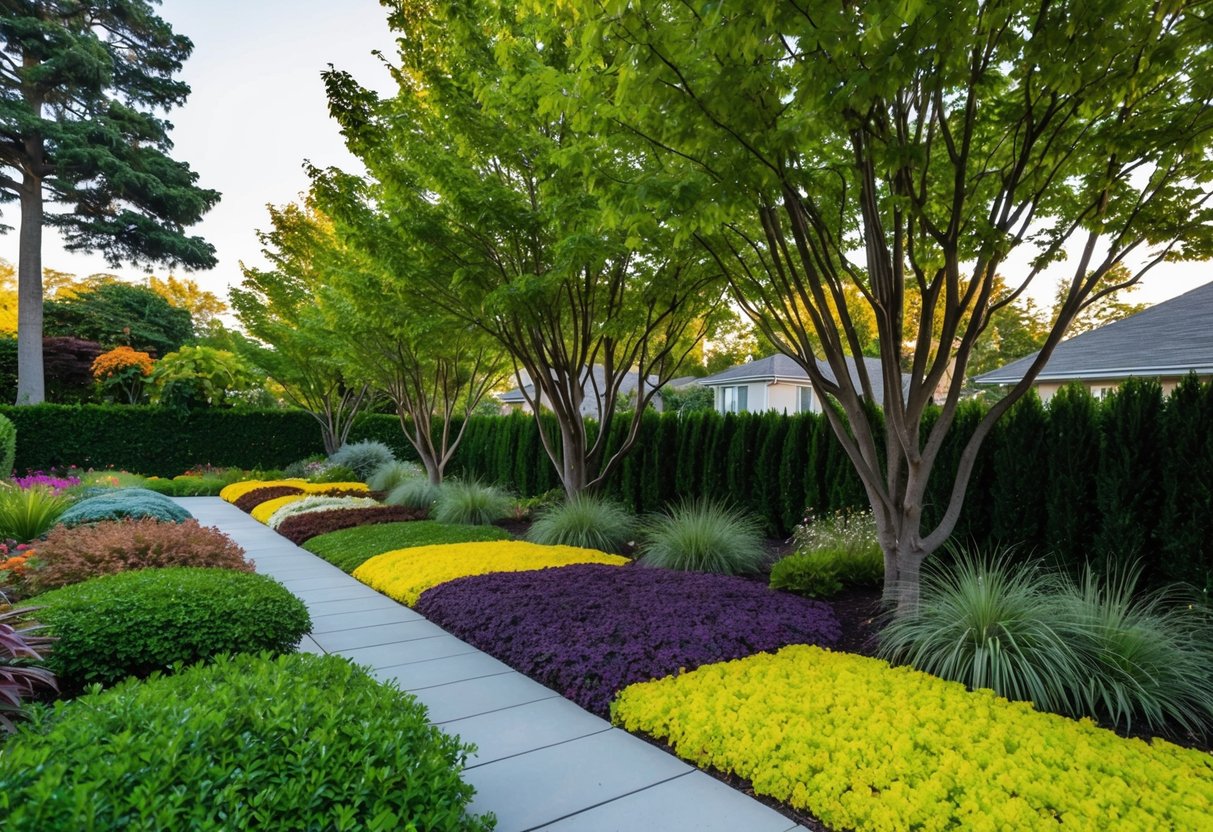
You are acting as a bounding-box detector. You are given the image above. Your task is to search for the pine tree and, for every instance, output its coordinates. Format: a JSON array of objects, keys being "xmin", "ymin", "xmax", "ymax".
[
  {"xmin": 754, "ymin": 412, "xmax": 788, "ymax": 535},
  {"xmin": 1, "ymin": 2, "xmax": 219, "ymax": 403},
  {"xmin": 1155, "ymin": 375, "xmax": 1213, "ymax": 591},
  {"xmin": 1044, "ymin": 384, "xmax": 1102, "ymax": 573},
  {"xmin": 989, "ymin": 392, "xmax": 1048, "ymax": 550},
  {"xmin": 780, "ymin": 414, "xmax": 812, "ymax": 531}
]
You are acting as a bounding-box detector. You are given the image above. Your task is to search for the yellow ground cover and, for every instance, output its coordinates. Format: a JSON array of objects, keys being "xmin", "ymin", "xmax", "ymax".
[
  {"xmin": 220, "ymin": 479, "xmax": 370, "ymax": 504},
  {"xmin": 250, "ymin": 494, "xmax": 307, "ymax": 524},
  {"xmin": 611, "ymin": 645, "xmax": 1213, "ymax": 832},
  {"xmin": 352, "ymin": 541, "xmax": 629, "ymax": 606}
]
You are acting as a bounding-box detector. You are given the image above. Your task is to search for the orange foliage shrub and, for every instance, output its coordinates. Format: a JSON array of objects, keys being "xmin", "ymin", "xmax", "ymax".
[{"xmin": 91, "ymin": 346, "xmax": 154, "ymax": 381}]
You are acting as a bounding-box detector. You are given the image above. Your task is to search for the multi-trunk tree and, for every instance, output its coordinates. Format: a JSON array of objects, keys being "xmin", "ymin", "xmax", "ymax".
[
  {"xmin": 567, "ymin": 0, "xmax": 1213, "ymax": 611},
  {"xmin": 0, "ymin": 1, "xmax": 218, "ymax": 403},
  {"xmin": 323, "ymin": 0, "xmax": 727, "ymax": 497}
]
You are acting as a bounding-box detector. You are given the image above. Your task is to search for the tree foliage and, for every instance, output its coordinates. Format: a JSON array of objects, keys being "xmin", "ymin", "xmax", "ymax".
[
  {"xmin": 44, "ymin": 279, "xmax": 193, "ymax": 356},
  {"xmin": 566, "ymin": 0, "xmax": 1213, "ymax": 610},
  {"xmin": 0, "ymin": 1, "xmax": 218, "ymax": 403}
]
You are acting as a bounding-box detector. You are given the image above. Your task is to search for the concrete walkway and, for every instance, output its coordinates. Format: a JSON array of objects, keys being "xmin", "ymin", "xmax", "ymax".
[{"xmin": 177, "ymin": 497, "xmax": 806, "ymax": 832}]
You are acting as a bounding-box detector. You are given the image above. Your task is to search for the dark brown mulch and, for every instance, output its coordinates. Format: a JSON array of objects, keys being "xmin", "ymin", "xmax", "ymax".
[
  {"xmin": 828, "ymin": 586, "xmax": 885, "ymax": 658},
  {"xmin": 492, "ymin": 518, "xmax": 530, "ymax": 539}
]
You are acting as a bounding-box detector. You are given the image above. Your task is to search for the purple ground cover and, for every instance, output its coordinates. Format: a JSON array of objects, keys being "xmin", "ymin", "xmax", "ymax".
[{"xmin": 414, "ymin": 563, "xmax": 841, "ymax": 716}]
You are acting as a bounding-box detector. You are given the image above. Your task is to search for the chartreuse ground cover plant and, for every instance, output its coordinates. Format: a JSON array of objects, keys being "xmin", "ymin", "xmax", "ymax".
[
  {"xmin": 611, "ymin": 645, "xmax": 1213, "ymax": 832},
  {"xmin": 57, "ymin": 488, "xmax": 191, "ymax": 527},
  {"xmin": 354, "ymin": 541, "xmax": 628, "ymax": 606},
  {"xmin": 526, "ymin": 494, "xmax": 637, "ymax": 555},
  {"xmin": 0, "ymin": 486, "xmax": 74, "ymax": 542},
  {"xmin": 416, "ymin": 564, "xmax": 840, "ymax": 715},
  {"xmin": 251, "ymin": 494, "xmax": 308, "ymax": 524},
  {"xmin": 265, "ymin": 495, "xmax": 380, "ymax": 529},
  {"xmin": 639, "ymin": 498, "xmax": 766, "ymax": 575},
  {"xmin": 770, "ymin": 509, "xmax": 885, "ymax": 598},
  {"xmin": 25, "ymin": 518, "xmax": 250, "ymax": 593},
  {"xmin": 0, "ymin": 652, "xmax": 493, "ymax": 831},
  {"xmin": 305, "ymin": 522, "xmax": 512, "ymax": 574},
  {"xmin": 24, "ymin": 567, "xmax": 310, "ymax": 693}
]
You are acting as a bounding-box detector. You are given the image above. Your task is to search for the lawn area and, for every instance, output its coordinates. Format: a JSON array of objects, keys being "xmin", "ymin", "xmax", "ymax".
[{"xmin": 302, "ymin": 521, "xmax": 513, "ymax": 573}]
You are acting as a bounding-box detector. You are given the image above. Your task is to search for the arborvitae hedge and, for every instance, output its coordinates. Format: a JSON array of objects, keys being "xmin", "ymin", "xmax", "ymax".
[{"xmin": 8, "ymin": 381, "xmax": 1213, "ymax": 591}]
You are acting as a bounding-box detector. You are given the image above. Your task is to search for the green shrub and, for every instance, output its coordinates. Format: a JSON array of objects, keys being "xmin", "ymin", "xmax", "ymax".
[
  {"xmin": 1054, "ymin": 567, "xmax": 1213, "ymax": 736},
  {"xmin": 305, "ymin": 521, "xmax": 513, "ymax": 573},
  {"xmin": 367, "ymin": 459, "xmax": 423, "ymax": 491},
  {"xmin": 0, "ymin": 412, "xmax": 15, "ymax": 477},
  {"xmin": 57, "ymin": 488, "xmax": 191, "ymax": 527},
  {"xmin": 432, "ymin": 480, "xmax": 512, "ymax": 526},
  {"xmin": 385, "ymin": 477, "xmax": 445, "ymax": 511},
  {"xmin": 771, "ymin": 509, "xmax": 884, "ymax": 598},
  {"xmin": 26, "ymin": 567, "xmax": 310, "ymax": 693},
  {"xmin": 527, "ymin": 494, "xmax": 637, "ymax": 555},
  {"xmin": 638, "ymin": 499, "xmax": 766, "ymax": 575},
  {"xmin": 0, "ymin": 652, "xmax": 493, "ymax": 831},
  {"xmin": 328, "ymin": 440, "xmax": 396, "ymax": 480},
  {"xmin": 309, "ymin": 463, "xmax": 358, "ymax": 483},
  {"xmin": 141, "ymin": 475, "xmax": 227, "ymax": 496},
  {"xmin": 0, "ymin": 486, "xmax": 74, "ymax": 542}
]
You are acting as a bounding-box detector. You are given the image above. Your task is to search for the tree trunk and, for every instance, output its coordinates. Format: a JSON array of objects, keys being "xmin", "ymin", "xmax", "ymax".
[
  {"xmin": 893, "ymin": 539, "xmax": 927, "ymax": 617},
  {"xmin": 559, "ymin": 427, "xmax": 586, "ymax": 497},
  {"xmin": 16, "ymin": 175, "xmax": 45, "ymax": 405}
]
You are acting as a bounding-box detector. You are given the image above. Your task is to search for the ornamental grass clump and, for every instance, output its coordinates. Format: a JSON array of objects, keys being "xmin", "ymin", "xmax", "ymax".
[
  {"xmin": 353, "ymin": 540, "xmax": 628, "ymax": 606},
  {"xmin": 0, "ymin": 653, "xmax": 492, "ymax": 832},
  {"xmin": 305, "ymin": 521, "xmax": 512, "ymax": 573},
  {"xmin": 56, "ymin": 488, "xmax": 190, "ymax": 527},
  {"xmin": 328, "ymin": 440, "xmax": 396, "ymax": 480},
  {"xmin": 0, "ymin": 486, "xmax": 74, "ymax": 542},
  {"xmin": 771, "ymin": 509, "xmax": 884, "ymax": 597},
  {"xmin": 264, "ymin": 495, "xmax": 380, "ymax": 530},
  {"xmin": 638, "ymin": 498, "xmax": 766, "ymax": 575},
  {"xmin": 0, "ymin": 606, "xmax": 56, "ymax": 732},
  {"xmin": 27, "ymin": 518, "xmax": 250, "ymax": 593},
  {"xmin": 26, "ymin": 567, "xmax": 310, "ymax": 693},
  {"xmin": 611, "ymin": 645, "xmax": 1213, "ymax": 832},
  {"xmin": 367, "ymin": 459, "xmax": 423, "ymax": 492},
  {"xmin": 432, "ymin": 480, "xmax": 512, "ymax": 526},
  {"xmin": 416, "ymin": 564, "xmax": 840, "ymax": 715},
  {"xmin": 385, "ymin": 477, "xmax": 445, "ymax": 511},
  {"xmin": 527, "ymin": 494, "xmax": 637, "ymax": 555},
  {"xmin": 878, "ymin": 551, "xmax": 1084, "ymax": 716}
]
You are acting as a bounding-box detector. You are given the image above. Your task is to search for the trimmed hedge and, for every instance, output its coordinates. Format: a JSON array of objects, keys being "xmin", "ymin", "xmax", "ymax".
[
  {"xmin": 0, "ymin": 652, "xmax": 492, "ymax": 831},
  {"xmin": 26, "ymin": 567, "xmax": 311, "ymax": 693}
]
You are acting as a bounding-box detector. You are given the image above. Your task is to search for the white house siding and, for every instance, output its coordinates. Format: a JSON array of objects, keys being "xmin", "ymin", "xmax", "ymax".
[{"xmin": 1032, "ymin": 376, "xmax": 1198, "ymax": 403}]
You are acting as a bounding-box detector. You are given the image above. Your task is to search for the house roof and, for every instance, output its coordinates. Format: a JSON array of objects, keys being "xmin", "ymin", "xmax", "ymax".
[
  {"xmin": 496, "ymin": 366, "xmax": 660, "ymax": 404},
  {"xmin": 974, "ymin": 280, "xmax": 1213, "ymax": 386},
  {"xmin": 700, "ymin": 354, "xmax": 896, "ymax": 405}
]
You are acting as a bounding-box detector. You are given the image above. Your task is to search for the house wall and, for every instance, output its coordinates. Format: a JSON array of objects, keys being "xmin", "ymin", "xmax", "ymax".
[
  {"xmin": 1032, "ymin": 375, "xmax": 1203, "ymax": 403},
  {"xmin": 712, "ymin": 381, "xmax": 816, "ymax": 415}
]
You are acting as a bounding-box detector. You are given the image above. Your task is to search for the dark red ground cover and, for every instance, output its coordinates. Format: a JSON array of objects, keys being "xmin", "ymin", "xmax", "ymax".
[
  {"xmin": 232, "ymin": 486, "xmax": 305, "ymax": 513},
  {"xmin": 276, "ymin": 505, "xmax": 427, "ymax": 545},
  {"xmin": 414, "ymin": 564, "xmax": 841, "ymax": 716}
]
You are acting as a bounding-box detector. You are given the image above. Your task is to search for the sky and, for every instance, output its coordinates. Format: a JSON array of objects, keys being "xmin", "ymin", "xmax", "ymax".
[{"xmin": 0, "ymin": 1, "xmax": 1209, "ymax": 311}]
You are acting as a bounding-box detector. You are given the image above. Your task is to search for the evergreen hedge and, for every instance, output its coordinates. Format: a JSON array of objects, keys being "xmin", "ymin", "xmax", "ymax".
[{"xmin": 5, "ymin": 381, "xmax": 1212, "ymax": 591}]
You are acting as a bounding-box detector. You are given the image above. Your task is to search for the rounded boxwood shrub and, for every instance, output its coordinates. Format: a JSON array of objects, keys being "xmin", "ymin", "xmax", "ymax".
[
  {"xmin": 26, "ymin": 567, "xmax": 311, "ymax": 693},
  {"xmin": 27, "ymin": 518, "xmax": 251, "ymax": 593},
  {"xmin": 0, "ymin": 652, "xmax": 493, "ymax": 831},
  {"xmin": 56, "ymin": 488, "xmax": 191, "ymax": 527}
]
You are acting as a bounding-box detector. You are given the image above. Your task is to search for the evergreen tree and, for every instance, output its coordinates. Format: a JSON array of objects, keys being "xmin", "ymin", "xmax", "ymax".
[
  {"xmin": 780, "ymin": 414, "xmax": 812, "ymax": 532},
  {"xmin": 989, "ymin": 392, "xmax": 1049, "ymax": 550},
  {"xmin": 1156, "ymin": 375, "xmax": 1213, "ymax": 591},
  {"xmin": 1044, "ymin": 384, "xmax": 1102, "ymax": 573},
  {"xmin": 1, "ymin": 2, "xmax": 219, "ymax": 403},
  {"xmin": 675, "ymin": 410, "xmax": 707, "ymax": 497},
  {"xmin": 753, "ymin": 412, "xmax": 788, "ymax": 535},
  {"xmin": 44, "ymin": 281, "xmax": 192, "ymax": 356}
]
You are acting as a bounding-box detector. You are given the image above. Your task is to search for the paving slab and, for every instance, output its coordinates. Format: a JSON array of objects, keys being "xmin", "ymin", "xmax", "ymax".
[
  {"xmin": 305, "ymin": 594, "xmax": 404, "ymax": 616},
  {"xmin": 409, "ymin": 672, "xmax": 561, "ymax": 724},
  {"xmin": 338, "ymin": 634, "xmax": 479, "ymax": 668},
  {"xmin": 464, "ymin": 730, "xmax": 691, "ymax": 832},
  {"xmin": 289, "ymin": 584, "xmax": 388, "ymax": 605},
  {"xmin": 310, "ymin": 605, "xmax": 424, "ymax": 633},
  {"xmin": 373, "ymin": 651, "xmax": 514, "ymax": 691},
  {"xmin": 312, "ymin": 618, "xmax": 449, "ymax": 652},
  {"xmin": 277, "ymin": 574, "xmax": 356, "ymax": 591},
  {"xmin": 534, "ymin": 770, "xmax": 799, "ymax": 832},
  {"xmin": 446, "ymin": 696, "xmax": 612, "ymax": 767}
]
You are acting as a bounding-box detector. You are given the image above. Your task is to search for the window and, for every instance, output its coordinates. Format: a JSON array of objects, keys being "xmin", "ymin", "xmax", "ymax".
[
  {"xmin": 721, "ymin": 385, "xmax": 748, "ymax": 414},
  {"xmin": 797, "ymin": 385, "xmax": 814, "ymax": 413}
]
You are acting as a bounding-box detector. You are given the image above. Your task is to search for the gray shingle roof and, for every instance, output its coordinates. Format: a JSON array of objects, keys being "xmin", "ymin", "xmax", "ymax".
[
  {"xmin": 700, "ymin": 354, "xmax": 895, "ymax": 406},
  {"xmin": 974, "ymin": 280, "xmax": 1213, "ymax": 385}
]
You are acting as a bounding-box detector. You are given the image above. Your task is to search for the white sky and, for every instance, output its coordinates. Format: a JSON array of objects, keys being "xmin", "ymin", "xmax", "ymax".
[{"xmin": 0, "ymin": 1, "xmax": 1209, "ymax": 309}]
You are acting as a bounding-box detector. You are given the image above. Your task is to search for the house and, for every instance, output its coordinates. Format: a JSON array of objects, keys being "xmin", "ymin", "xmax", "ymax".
[
  {"xmin": 497, "ymin": 366, "xmax": 664, "ymax": 417},
  {"xmin": 698, "ymin": 354, "xmax": 894, "ymax": 415},
  {"xmin": 973, "ymin": 280, "xmax": 1213, "ymax": 401}
]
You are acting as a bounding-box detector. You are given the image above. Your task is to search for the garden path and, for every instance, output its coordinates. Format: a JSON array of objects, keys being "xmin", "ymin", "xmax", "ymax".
[{"xmin": 176, "ymin": 497, "xmax": 807, "ymax": 832}]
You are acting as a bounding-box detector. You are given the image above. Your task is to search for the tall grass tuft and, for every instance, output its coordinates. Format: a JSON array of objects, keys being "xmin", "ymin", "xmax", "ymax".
[
  {"xmin": 367, "ymin": 460, "xmax": 423, "ymax": 492},
  {"xmin": 328, "ymin": 440, "xmax": 395, "ymax": 480},
  {"xmin": 432, "ymin": 481, "xmax": 512, "ymax": 526},
  {"xmin": 0, "ymin": 486, "xmax": 75, "ymax": 542},
  {"xmin": 638, "ymin": 499, "xmax": 766, "ymax": 575},
  {"xmin": 384, "ymin": 478, "xmax": 445, "ymax": 512},
  {"xmin": 527, "ymin": 494, "xmax": 637, "ymax": 554},
  {"xmin": 878, "ymin": 550, "xmax": 1084, "ymax": 715}
]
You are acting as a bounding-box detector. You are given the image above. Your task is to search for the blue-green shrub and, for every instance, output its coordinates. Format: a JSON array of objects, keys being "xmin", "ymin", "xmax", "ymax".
[
  {"xmin": 328, "ymin": 440, "xmax": 396, "ymax": 480},
  {"xmin": 56, "ymin": 488, "xmax": 191, "ymax": 527},
  {"xmin": 0, "ymin": 652, "xmax": 493, "ymax": 831},
  {"xmin": 26, "ymin": 567, "xmax": 310, "ymax": 692}
]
